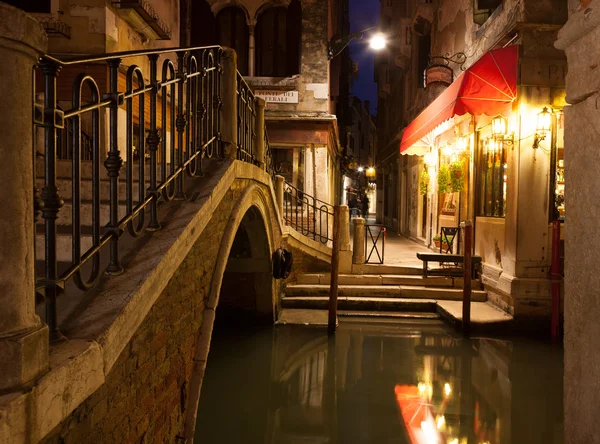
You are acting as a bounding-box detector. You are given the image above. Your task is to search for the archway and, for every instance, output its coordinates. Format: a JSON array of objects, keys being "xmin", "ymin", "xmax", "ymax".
[{"xmin": 216, "ymin": 205, "xmax": 273, "ymax": 324}]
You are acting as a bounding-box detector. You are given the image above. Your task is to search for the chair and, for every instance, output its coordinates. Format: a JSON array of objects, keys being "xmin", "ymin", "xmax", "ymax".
[{"xmin": 440, "ymin": 226, "xmax": 459, "ymax": 254}]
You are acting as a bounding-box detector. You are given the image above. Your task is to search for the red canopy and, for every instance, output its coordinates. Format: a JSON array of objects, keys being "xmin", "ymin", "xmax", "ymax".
[{"xmin": 400, "ymin": 45, "xmax": 519, "ymax": 154}]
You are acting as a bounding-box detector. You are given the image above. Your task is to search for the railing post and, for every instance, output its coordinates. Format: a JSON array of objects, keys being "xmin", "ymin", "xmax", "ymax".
[
  {"xmin": 352, "ymin": 217, "xmax": 366, "ymax": 265},
  {"xmin": 105, "ymin": 58, "xmax": 125, "ymax": 274},
  {"xmin": 220, "ymin": 48, "xmax": 238, "ymax": 160},
  {"xmin": 275, "ymin": 175, "xmax": 285, "ymax": 218},
  {"xmin": 146, "ymin": 54, "xmax": 162, "ymax": 232},
  {"xmin": 255, "ymin": 97, "xmax": 266, "ymax": 169},
  {"xmin": 461, "ymin": 220, "xmax": 473, "ymax": 336},
  {"xmin": 0, "ymin": 2, "xmax": 49, "ymax": 391},
  {"xmin": 175, "ymin": 51, "xmax": 187, "ymax": 200}
]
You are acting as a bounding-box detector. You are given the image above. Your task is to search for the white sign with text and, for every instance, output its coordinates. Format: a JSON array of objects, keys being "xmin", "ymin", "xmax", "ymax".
[{"xmin": 255, "ymin": 90, "xmax": 299, "ymax": 103}]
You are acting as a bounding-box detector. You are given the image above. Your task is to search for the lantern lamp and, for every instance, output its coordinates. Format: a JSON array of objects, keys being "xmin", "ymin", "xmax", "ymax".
[
  {"xmin": 533, "ymin": 107, "xmax": 552, "ymax": 149},
  {"xmin": 491, "ymin": 116, "xmax": 507, "ymax": 140}
]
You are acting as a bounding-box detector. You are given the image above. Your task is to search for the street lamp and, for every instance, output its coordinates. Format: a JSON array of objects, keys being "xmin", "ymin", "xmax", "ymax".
[{"xmin": 327, "ymin": 26, "xmax": 387, "ymax": 60}]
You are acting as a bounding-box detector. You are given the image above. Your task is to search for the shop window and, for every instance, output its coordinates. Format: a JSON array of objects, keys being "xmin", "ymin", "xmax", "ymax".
[
  {"xmin": 417, "ymin": 35, "xmax": 431, "ymax": 89},
  {"xmin": 473, "ymin": 0, "xmax": 502, "ymax": 26},
  {"xmin": 4, "ymin": 0, "xmax": 51, "ymax": 13},
  {"xmin": 216, "ymin": 7, "xmax": 249, "ymax": 75},
  {"xmin": 256, "ymin": 1, "xmax": 301, "ymax": 77},
  {"xmin": 550, "ymin": 112, "xmax": 565, "ymax": 221},
  {"xmin": 476, "ymin": 131, "xmax": 508, "ymax": 218}
]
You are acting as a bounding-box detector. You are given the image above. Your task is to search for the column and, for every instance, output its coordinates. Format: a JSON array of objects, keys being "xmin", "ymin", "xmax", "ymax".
[
  {"xmin": 338, "ymin": 206, "xmax": 352, "ymax": 273},
  {"xmin": 556, "ymin": 2, "xmax": 600, "ymax": 441},
  {"xmin": 352, "ymin": 217, "xmax": 365, "ymax": 265},
  {"xmin": 221, "ymin": 48, "xmax": 238, "ymax": 160},
  {"xmin": 255, "ymin": 97, "xmax": 266, "ymax": 169},
  {"xmin": 0, "ymin": 3, "xmax": 49, "ymax": 391},
  {"xmin": 275, "ymin": 175, "xmax": 285, "ymax": 218},
  {"xmin": 248, "ymin": 24, "xmax": 256, "ymax": 77}
]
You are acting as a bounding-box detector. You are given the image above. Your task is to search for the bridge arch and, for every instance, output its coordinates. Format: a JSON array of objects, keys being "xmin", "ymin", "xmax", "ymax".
[{"xmin": 183, "ymin": 181, "xmax": 282, "ymax": 439}]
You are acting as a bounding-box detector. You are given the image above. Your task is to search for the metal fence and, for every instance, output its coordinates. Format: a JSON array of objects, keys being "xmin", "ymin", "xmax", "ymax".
[
  {"xmin": 283, "ymin": 182, "xmax": 334, "ymax": 244},
  {"xmin": 33, "ymin": 45, "xmax": 272, "ymax": 342}
]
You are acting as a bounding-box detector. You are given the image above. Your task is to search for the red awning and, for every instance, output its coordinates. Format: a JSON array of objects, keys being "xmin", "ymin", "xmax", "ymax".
[{"xmin": 400, "ymin": 45, "xmax": 518, "ymax": 154}]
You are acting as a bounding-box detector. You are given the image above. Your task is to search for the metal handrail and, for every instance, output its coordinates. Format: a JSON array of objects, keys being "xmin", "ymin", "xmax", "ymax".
[
  {"xmin": 34, "ymin": 45, "xmax": 227, "ymax": 341},
  {"xmin": 283, "ymin": 182, "xmax": 334, "ymax": 243},
  {"xmin": 236, "ymin": 72, "xmax": 256, "ymax": 164}
]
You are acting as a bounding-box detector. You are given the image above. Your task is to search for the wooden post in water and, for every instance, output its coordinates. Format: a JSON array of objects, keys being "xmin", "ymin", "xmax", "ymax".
[
  {"xmin": 461, "ymin": 220, "xmax": 473, "ymax": 337},
  {"xmin": 328, "ymin": 206, "xmax": 341, "ymax": 335}
]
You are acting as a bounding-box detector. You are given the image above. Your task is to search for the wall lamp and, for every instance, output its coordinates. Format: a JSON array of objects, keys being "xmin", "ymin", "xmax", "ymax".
[
  {"xmin": 327, "ymin": 26, "xmax": 387, "ymax": 60},
  {"xmin": 533, "ymin": 107, "xmax": 552, "ymax": 149},
  {"xmin": 491, "ymin": 115, "xmax": 514, "ymax": 146}
]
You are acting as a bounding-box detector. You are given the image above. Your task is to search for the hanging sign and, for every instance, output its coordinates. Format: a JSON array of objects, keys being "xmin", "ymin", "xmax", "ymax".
[
  {"xmin": 255, "ymin": 90, "xmax": 299, "ymax": 103},
  {"xmin": 425, "ymin": 65, "xmax": 453, "ymax": 88}
]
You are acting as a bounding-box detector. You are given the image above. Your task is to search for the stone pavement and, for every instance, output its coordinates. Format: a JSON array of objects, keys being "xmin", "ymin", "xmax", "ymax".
[{"xmin": 351, "ymin": 215, "xmax": 426, "ymax": 267}]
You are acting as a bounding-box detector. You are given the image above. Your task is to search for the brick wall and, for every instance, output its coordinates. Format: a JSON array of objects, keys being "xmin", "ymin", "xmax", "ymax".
[{"xmin": 41, "ymin": 179, "xmax": 278, "ymax": 443}]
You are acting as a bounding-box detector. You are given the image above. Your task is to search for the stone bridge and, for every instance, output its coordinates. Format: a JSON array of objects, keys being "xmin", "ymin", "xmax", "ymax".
[{"xmin": 0, "ymin": 6, "xmax": 333, "ymax": 443}]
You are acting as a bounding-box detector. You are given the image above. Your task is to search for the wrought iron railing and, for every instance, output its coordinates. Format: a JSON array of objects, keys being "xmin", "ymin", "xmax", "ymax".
[
  {"xmin": 236, "ymin": 72, "xmax": 256, "ymax": 164},
  {"xmin": 264, "ymin": 130, "xmax": 276, "ymax": 180},
  {"xmin": 33, "ymin": 45, "xmax": 231, "ymax": 341},
  {"xmin": 283, "ymin": 182, "xmax": 334, "ymax": 243}
]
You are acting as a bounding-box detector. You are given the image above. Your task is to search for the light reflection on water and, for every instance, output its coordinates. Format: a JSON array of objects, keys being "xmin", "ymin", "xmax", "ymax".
[{"xmin": 196, "ymin": 318, "xmax": 563, "ymax": 444}]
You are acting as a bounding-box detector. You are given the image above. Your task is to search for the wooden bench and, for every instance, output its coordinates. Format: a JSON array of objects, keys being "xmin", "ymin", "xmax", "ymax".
[{"xmin": 416, "ymin": 253, "xmax": 482, "ymax": 278}]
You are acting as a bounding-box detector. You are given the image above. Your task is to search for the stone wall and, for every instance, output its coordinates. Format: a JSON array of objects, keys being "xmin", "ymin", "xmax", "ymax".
[{"xmin": 40, "ymin": 179, "xmax": 280, "ymax": 443}]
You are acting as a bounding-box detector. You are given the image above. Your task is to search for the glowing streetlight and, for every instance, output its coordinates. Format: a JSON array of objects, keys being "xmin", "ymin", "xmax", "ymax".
[
  {"xmin": 357, "ymin": 166, "xmax": 364, "ymax": 172},
  {"xmin": 369, "ymin": 33, "xmax": 387, "ymax": 51}
]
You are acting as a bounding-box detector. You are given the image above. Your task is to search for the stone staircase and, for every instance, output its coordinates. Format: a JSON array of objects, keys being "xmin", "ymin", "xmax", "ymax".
[
  {"xmin": 282, "ymin": 264, "xmax": 487, "ymax": 318},
  {"xmin": 35, "ymin": 158, "xmax": 155, "ymax": 262}
]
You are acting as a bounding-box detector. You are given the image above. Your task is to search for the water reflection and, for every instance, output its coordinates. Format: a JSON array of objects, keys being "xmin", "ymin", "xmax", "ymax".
[{"xmin": 196, "ymin": 319, "xmax": 563, "ymax": 444}]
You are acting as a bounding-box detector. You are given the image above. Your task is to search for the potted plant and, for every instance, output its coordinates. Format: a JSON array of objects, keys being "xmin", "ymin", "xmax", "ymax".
[
  {"xmin": 449, "ymin": 159, "xmax": 465, "ymax": 193},
  {"xmin": 433, "ymin": 235, "xmax": 441, "ymax": 248},
  {"xmin": 442, "ymin": 234, "xmax": 454, "ymax": 251},
  {"xmin": 438, "ymin": 164, "xmax": 450, "ymax": 194},
  {"xmin": 419, "ymin": 170, "xmax": 430, "ymax": 195}
]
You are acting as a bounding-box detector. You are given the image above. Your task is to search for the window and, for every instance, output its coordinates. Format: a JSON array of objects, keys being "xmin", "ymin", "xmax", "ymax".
[
  {"xmin": 256, "ymin": 1, "xmax": 301, "ymax": 77},
  {"xmin": 216, "ymin": 7, "xmax": 249, "ymax": 75},
  {"xmin": 417, "ymin": 35, "xmax": 431, "ymax": 89},
  {"xmin": 476, "ymin": 129, "xmax": 508, "ymax": 217},
  {"xmin": 473, "ymin": 0, "xmax": 502, "ymax": 26},
  {"xmin": 4, "ymin": 0, "xmax": 50, "ymax": 13}
]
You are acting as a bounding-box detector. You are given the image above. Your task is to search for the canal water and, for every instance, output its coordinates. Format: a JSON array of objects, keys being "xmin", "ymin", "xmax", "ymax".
[{"xmin": 196, "ymin": 318, "xmax": 563, "ymax": 444}]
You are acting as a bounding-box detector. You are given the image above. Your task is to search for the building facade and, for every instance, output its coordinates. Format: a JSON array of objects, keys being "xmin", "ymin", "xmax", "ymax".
[
  {"xmin": 376, "ymin": 0, "xmax": 567, "ymax": 321},
  {"xmin": 188, "ymin": 0, "xmax": 349, "ymax": 207}
]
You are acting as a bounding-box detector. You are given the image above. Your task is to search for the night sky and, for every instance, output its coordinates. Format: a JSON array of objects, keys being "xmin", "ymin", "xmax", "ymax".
[{"xmin": 349, "ymin": 0, "xmax": 380, "ymax": 114}]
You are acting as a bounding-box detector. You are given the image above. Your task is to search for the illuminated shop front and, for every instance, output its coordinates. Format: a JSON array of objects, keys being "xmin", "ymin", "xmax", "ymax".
[{"xmin": 400, "ymin": 44, "xmax": 566, "ymax": 319}]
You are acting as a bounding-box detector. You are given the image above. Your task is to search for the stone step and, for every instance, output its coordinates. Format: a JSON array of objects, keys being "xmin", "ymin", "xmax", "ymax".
[
  {"xmin": 36, "ymin": 232, "xmax": 93, "ymax": 263},
  {"xmin": 338, "ymin": 310, "xmax": 440, "ymax": 320},
  {"xmin": 36, "ymin": 158, "xmax": 168, "ymax": 181},
  {"xmin": 35, "ymin": 177, "xmax": 146, "ymax": 203},
  {"xmin": 296, "ymin": 273, "xmax": 479, "ymax": 288},
  {"xmin": 284, "ymin": 284, "xmax": 487, "ymax": 302},
  {"xmin": 358, "ymin": 263, "xmax": 423, "ymax": 275},
  {"xmin": 37, "ymin": 200, "xmax": 135, "ymax": 226},
  {"xmin": 281, "ymin": 296, "xmax": 438, "ymax": 312}
]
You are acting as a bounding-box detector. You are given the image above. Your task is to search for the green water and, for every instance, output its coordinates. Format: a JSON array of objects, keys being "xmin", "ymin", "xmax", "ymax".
[{"xmin": 196, "ymin": 318, "xmax": 563, "ymax": 444}]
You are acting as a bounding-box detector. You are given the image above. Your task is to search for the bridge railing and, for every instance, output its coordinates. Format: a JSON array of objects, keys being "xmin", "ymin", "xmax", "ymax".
[
  {"xmin": 34, "ymin": 45, "xmax": 273, "ymax": 342},
  {"xmin": 283, "ymin": 182, "xmax": 334, "ymax": 244}
]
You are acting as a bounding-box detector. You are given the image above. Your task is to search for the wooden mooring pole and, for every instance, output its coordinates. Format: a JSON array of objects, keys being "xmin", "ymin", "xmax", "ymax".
[
  {"xmin": 461, "ymin": 221, "xmax": 473, "ymax": 337},
  {"xmin": 328, "ymin": 206, "xmax": 340, "ymax": 335}
]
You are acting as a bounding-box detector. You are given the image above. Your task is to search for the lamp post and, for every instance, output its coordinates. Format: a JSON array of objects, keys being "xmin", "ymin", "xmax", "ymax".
[{"xmin": 327, "ymin": 26, "xmax": 387, "ymax": 60}]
